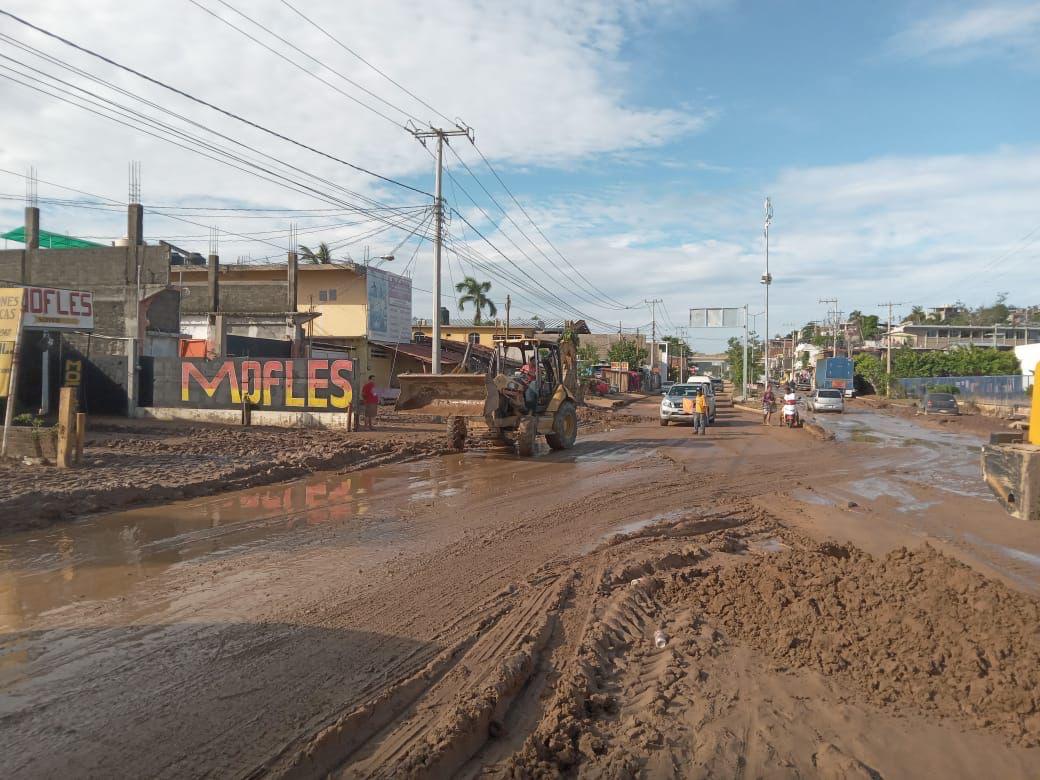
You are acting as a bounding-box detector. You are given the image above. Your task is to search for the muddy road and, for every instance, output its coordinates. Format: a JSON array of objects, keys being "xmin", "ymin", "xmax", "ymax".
[{"xmin": 2, "ymin": 400, "xmax": 1039, "ymax": 778}]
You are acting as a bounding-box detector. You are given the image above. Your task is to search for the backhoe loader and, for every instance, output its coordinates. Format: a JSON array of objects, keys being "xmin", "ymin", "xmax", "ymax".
[{"xmin": 395, "ymin": 336, "xmax": 580, "ymax": 456}]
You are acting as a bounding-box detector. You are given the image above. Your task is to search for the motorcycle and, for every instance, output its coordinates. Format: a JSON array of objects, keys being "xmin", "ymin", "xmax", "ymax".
[{"xmin": 783, "ymin": 403, "xmax": 801, "ymax": 428}]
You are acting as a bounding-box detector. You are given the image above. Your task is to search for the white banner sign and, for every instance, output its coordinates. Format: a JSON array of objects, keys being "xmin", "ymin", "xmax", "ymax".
[
  {"xmin": 21, "ymin": 286, "xmax": 94, "ymax": 331},
  {"xmin": 366, "ymin": 267, "xmax": 412, "ymax": 343},
  {"xmin": 689, "ymin": 307, "xmax": 742, "ymax": 328}
]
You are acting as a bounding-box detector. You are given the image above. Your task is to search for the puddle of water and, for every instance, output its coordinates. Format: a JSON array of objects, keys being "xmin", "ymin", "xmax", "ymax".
[
  {"xmin": 963, "ymin": 532, "xmax": 1040, "ymax": 569},
  {"xmin": 610, "ymin": 509, "xmax": 688, "ymax": 538},
  {"xmin": 791, "ymin": 489, "xmax": 837, "ymax": 507},
  {"xmin": 847, "ymin": 477, "xmax": 938, "ymax": 513},
  {"xmin": 752, "ymin": 537, "xmax": 786, "ymax": 553}
]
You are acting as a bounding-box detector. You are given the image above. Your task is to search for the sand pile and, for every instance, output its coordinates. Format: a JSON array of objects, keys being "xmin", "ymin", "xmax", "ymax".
[{"xmin": 675, "ymin": 543, "xmax": 1040, "ymax": 744}]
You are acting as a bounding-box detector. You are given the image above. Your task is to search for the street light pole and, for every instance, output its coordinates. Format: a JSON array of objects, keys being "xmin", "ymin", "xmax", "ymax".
[
  {"xmin": 410, "ymin": 124, "xmax": 474, "ymax": 374},
  {"xmin": 761, "ymin": 198, "xmax": 773, "ymax": 384},
  {"xmin": 742, "ymin": 304, "xmax": 749, "ymax": 400}
]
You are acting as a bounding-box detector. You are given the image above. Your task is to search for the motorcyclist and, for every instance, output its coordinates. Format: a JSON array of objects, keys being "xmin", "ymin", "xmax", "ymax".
[{"xmin": 782, "ymin": 387, "xmax": 799, "ymax": 427}]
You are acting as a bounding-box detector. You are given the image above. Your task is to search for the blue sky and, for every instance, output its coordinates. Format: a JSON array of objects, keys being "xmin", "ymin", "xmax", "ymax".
[{"xmin": 0, "ymin": 0, "xmax": 1038, "ymax": 347}]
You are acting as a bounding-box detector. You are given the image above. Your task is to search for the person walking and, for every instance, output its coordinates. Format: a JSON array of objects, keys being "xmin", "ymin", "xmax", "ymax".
[
  {"xmin": 361, "ymin": 374, "xmax": 379, "ymax": 430},
  {"xmin": 693, "ymin": 388, "xmax": 708, "ymax": 435},
  {"xmin": 761, "ymin": 384, "xmax": 775, "ymax": 425}
]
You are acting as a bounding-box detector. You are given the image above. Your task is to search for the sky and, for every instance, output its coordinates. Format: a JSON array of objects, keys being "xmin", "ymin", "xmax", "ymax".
[{"xmin": 0, "ymin": 0, "xmax": 1037, "ymax": 352}]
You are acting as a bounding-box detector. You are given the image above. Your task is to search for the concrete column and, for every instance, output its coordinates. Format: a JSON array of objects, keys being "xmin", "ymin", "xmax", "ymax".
[
  {"xmin": 128, "ymin": 203, "xmax": 144, "ymax": 246},
  {"xmin": 287, "ymin": 251, "xmax": 298, "ymax": 312},
  {"xmin": 207, "ymin": 254, "xmax": 220, "ymax": 314},
  {"xmin": 126, "ymin": 337, "xmax": 138, "ymax": 417},
  {"xmin": 24, "ymin": 206, "xmax": 40, "ymax": 249}
]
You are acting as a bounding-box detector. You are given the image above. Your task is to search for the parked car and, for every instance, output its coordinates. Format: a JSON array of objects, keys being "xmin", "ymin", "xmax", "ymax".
[
  {"xmin": 922, "ymin": 391, "xmax": 960, "ymax": 415},
  {"xmin": 808, "ymin": 388, "xmax": 844, "ymax": 413},
  {"xmin": 660, "ymin": 382, "xmax": 717, "ymax": 426}
]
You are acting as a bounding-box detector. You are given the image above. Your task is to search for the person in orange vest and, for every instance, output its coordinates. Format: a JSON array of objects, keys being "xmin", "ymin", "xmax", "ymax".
[{"xmin": 693, "ymin": 388, "xmax": 709, "ymax": 435}]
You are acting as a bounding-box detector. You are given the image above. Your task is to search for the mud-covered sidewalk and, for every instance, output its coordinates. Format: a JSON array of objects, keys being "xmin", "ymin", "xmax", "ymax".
[
  {"xmin": 0, "ymin": 415, "xmax": 449, "ymax": 532},
  {"xmin": 0, "ymin": 407, "xmax": 636, "ymax": 533}
]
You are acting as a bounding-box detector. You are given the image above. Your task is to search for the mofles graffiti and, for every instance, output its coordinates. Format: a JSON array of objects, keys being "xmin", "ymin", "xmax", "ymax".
[{"xmin": 181, "ymin": 359, "xmax": 353, "ymax": 409}]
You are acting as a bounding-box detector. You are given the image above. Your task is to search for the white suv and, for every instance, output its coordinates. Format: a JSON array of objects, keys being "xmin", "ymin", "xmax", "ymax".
[{"xmin": 660, "ymin": 383, "xmax": 717, "ymax": 426}]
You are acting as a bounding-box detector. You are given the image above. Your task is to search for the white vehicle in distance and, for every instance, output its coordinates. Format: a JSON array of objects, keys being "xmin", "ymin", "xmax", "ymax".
[
  {"xmin": 808, "ymin": 388, "xmax": 844, "ymax": 413},
  {"xmin": 660, "ymin": 382, "xmax": 717, "ymax": 426}
]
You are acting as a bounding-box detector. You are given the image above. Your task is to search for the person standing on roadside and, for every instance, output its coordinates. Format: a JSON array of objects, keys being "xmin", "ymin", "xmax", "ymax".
[
  {"xmin": 762, "ymin": 384, "xmax": 775, "ymax": 425},
  {"xmin": 693, "ymin": 387, "xmax": 708, "ymax": 435},
  {"xmin": 361, "ymin": 374, "xmax": 379, "ymax": 430}
]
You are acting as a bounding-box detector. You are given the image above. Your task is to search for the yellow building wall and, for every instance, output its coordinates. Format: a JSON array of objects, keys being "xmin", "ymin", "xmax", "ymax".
[
  {"xmin": 297, "ymin": 270, "xmax": 368, "ymax": 339},
  {"xmin": 411, "ymin": 325, "xmax": 534, "ymax": 347}
]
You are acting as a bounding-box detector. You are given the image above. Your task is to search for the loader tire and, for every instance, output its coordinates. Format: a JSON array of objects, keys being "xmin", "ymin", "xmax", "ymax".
[
  {"xmin": 546, "ymin": 401, "xmax": 578, "ymax": 450},
  {"xmin": 515, "ymin": 415, "xmax": 537, "ymax": 457},
  {"xmin": 448, "ymin": 416, "xmax": 467, "ymax": 451}
]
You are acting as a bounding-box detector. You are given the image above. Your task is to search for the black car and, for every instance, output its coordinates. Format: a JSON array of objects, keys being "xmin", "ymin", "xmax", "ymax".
[{"xmin": 922, "ymin": 392, "xmax": 960, "ymax": 415}]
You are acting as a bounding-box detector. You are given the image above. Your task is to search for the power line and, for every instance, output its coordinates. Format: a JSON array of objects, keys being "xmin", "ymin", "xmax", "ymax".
[
  {"xmin": 0, "ymin": 9, "xmax": 432, "ymax": 197},
  {"xmin": 467, "ymin": 139, "xmax": 637, "ymax": 310},
  {"xmin": 0, "ymin": 50, "xmax": 432, "ymax": 235},
  {"xmin": 187, "ymin": 0, "xmax": 419, "ymax": 127},
  {"xmin": 444, "ymin": 143, "xmax": 633, "ymax": 311}
]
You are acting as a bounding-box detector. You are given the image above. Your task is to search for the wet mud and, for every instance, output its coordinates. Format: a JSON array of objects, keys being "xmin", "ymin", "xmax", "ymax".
[{"xmin": 3, "ymin": 400, "xmax": 1039, "ymax": 777}]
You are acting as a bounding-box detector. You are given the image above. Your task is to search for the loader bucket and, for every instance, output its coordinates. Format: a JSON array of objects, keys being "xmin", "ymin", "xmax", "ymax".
[
  {"xmin": 981, "ymin": 439, "xmax": 1040, "ymax": 522},
  {"xmin": 395, "ymin": 373, "xmax": 498, "ymax": 418}
]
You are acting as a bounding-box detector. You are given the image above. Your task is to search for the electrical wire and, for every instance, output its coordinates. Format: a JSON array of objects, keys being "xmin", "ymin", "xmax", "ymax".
[
  {"xmin": 188, "ymin": 0, "xmax": 418, "ymax": 127},
  {"xmin": 0, "ymin": 9, "xmax": 432, "ymax": 197},
  {"xmin": 279, "ymin": 0, "xmax": 456, "ymax": 127}
]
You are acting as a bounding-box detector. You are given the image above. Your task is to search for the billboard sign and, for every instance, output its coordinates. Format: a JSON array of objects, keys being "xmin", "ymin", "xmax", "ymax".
[
  {"xmin": 0, "ymin": 287, "xmax": 24, "ymax": 398},
  {"xmin": 366, "ymin": 267, "xmax": 411, "ymax": 343},
  {"xmin": 21, "ymin": 286, "xmax": 94, "ymax": 331},
  {"xmin": 689, "ymin": 307, "xmax": 742, "ymax": 328}
]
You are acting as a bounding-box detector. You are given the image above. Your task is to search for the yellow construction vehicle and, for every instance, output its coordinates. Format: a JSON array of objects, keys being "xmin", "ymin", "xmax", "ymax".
[
  {"xmin": 980, "ymin": 371, "xmax": 1040, "ymax": 521},
  {"xmin": 395, "ymin": 336, "xmax": 580, "ymax": 456}
]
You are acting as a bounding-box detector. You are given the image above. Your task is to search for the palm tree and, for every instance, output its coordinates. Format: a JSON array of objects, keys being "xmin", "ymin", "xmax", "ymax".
[
  {"xmin": 455, "ymin": 276, "xmax": 497, "ymax": 325},
  {"xmin": 298, "ymin": 242, "xmax": 333, "ymax": 264},
  {"xmin": 907, "ymin": 305, "xmax": 926, "ymax": 324}
]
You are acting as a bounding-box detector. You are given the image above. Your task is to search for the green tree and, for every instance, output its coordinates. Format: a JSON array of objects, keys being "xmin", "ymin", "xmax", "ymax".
[
  {"xmin": 298, "ymin": 242, "xmax": 333, "ymax": 264},
  {"xmin": 891, "ymin": 345, "xmax": 1020, "ymax": 378},
  {"xmin": 726, "ymin": 335, "xmax": 762, "ymax": 392},
  {"xmin": 854, "ymin": 353, "xmax": 888, "ymax": 395},
  {"xmin": 577, "ymin": 343, "xmax": 600, "ymax": 364},
  {"xmin": 907, "ymin": 305, "xmax": 926, "ymax": 324},
  {"xmin": 800, "ymin": 322, "xmax": 817, "ymax": 342},
  {"xmin": 607, "ymin": 338, "xmax": 647, "ymax": 367},
  {"xmin": 454, "ymin": 276, "xmax": 497, "ymax": 325},
  {"xmin": 859, "ymin": 314, "xmax": 880, "ymax": 340}
]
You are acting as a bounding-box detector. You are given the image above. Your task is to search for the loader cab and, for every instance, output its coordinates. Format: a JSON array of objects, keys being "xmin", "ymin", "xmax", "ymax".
[{"xmin": 498, "ymin": 337, "xmax": 564, "ymax": 414}]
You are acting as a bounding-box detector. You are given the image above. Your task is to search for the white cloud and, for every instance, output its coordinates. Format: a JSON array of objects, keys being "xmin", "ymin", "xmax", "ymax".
[
  {"xmin": 889, "ymin": 2, "xmax": 1040, "ymax": 63},
  {"xmin": 474, "ymin": 145, "xmax": 1040, "ymax": 340}
]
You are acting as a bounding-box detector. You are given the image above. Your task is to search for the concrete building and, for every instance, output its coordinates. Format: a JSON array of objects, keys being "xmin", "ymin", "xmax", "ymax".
[
  {"xmin": 411, "ymin": 318, "xmax": 590, "ymax": 348},
  {"xmin": 0, "ymin": 203, "xmax": 181, "ymax": 414},
  {"xmin": 575, "ymin": 331, "xmax": 647, "ymax": 362},
  {"xmin": 175, "ymin": 261, "xmax": 418, "ymax": 390},
  {"xmin": 886, "ymin": 324, "xmax": 1040, "ymax": 351}
]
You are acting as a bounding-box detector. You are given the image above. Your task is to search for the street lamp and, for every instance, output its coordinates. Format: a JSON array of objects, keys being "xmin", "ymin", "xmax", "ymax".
[{"xmin": 762, "ymin": 197, "xmax": 773, "ymax": 384}]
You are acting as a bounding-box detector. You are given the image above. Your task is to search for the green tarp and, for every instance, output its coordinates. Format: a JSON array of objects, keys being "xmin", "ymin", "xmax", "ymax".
[{"xmin": 2, "ymin": 227, "xmax": 104, "ymax": 249}]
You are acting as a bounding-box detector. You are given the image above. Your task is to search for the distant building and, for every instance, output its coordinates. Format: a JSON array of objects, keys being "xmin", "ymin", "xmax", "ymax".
[
  {"xmin": 886, "ymin": 323, "xmax": 1040, "ymax": 351},
  {"xmin": 411, "ymin": 318, "xmax": 589, "ymax": 348}
]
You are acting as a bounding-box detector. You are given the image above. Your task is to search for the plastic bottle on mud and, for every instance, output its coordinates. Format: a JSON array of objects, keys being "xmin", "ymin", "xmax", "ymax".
[{"xmin": 654, "ymin": 629, "xmax": 668, "ymax": 649}]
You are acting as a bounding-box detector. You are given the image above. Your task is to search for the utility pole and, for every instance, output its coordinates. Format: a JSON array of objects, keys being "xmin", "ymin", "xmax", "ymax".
[
  {"xmin": 819, "ymin": 298, "xmax": 838, "ymax": 356},
  {"xmin": 877, "ymin": 302, "xmax": 905, "ymax": 392},
  {"xmin": 761, "ymin": 198, "xmax": 773, "ymax": 384},
  {"xmin": 410, "ymin": 124, "xmax": 474, "ymax": 373},
  {"xmin": 645, "ymin": 298, "xmax": 662, "ymax": 379}
]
